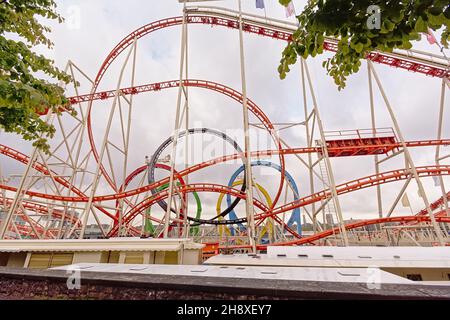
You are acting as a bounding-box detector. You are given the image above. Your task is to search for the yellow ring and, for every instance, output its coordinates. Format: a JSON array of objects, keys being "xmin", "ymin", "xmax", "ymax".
[{"xmin": 216, "ymin": 180, "xmax": 274, "ymax": 241}]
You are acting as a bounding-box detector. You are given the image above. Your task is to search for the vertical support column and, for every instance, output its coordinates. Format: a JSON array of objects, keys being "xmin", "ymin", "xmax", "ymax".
[
  {"xmin": 76, "ymin": 39, "xmax": 137, "ymax": 239},
  {"xmin": 164, "ymin": 6, "xmax": 189, "ymax": 238},
  {"xmin": 0, "ymin": 111, "xmax": 54, "ymax": 239},
  {"xmin": 238, "ymin": 0, "xmax": 257, "ymax": 253},
  {"xmin": 0, "ymin": 166, "xmax": 5, "ymax": 210},
  {"xmin": 118, "ymin": 37, "xmax": 138, "ymax": 237},
  {"xmin": 302, "ymin": 59, "xmax": 349, "ymax": 246},
  {"xmin": 183, "ymin": 5, "xmax": 190, "ymax": 238},
  {"xmin": 300, "ymin": 60, "xmax": 317, "ymax": 233},
  {"xmin": 367, "ymin": 63, "xmax": 383, "ymax": 219},
  {"xmin": 368, "ymin": 61, "xmax": 445, "ymax": 246},
  {"xmin": 435, "ymin": 78, "xmax": 449, "ymax": 221},
  {"xmin": 57, "ymin": 61, "xmax": 92, "ymax": 239}
]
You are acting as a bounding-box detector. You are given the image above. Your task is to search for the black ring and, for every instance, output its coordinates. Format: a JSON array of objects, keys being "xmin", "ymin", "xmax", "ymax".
[{"xmin": 148, "ymin": 128, "xmax": 246, "ymax": 222}]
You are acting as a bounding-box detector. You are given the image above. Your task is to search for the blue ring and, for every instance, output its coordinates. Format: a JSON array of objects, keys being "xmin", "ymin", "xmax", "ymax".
[{"xmin": 225, "ymin": 160, "xmax": 301, "ymax": 236}]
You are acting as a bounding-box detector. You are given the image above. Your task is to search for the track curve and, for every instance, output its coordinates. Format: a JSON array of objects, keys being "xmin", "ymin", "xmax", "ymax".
[{"xmin": 103, "ymin": 166, "xmax": 450, "ymax": 235}]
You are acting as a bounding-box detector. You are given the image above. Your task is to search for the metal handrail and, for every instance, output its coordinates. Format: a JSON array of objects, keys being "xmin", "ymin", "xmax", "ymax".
[
  {"xmin": 186, "ymin": 6, "xmax": 450, "ymax": 71},
  {"xmin": 324, "ymin": 128, "xmax": 396, "ymax": 140}
]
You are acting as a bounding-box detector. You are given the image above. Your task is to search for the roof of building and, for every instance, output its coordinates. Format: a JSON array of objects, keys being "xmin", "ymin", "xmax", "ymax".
[
  {"xmin": 52, "ymin": 263, "xmax": 414, "ymax": 285},
  {"xmin": 205, "ymin": 246, "xmax": 450, "ymax": 268},
  {"xmin": 0, "ymin": 238, "xmax": 204, "ymax": 253}
]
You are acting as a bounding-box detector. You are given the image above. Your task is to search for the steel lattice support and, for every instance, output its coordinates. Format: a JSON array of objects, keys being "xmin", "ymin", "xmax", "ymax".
[{"xmin": 0, "ymin": 5, "xmax": 449, "ymax": 248}]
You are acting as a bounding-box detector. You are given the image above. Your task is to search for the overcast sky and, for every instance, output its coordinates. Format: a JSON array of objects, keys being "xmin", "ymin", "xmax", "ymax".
[{"xmin": 1, "ymin": 0, "xmax": 449, "ymax": 227}]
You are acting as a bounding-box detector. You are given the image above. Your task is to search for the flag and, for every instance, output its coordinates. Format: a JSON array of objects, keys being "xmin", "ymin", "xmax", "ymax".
[
  {"xmin": 285, "ymin": 1, "xmax": 295, "ymax": 18},
  {"xmin": 401, "ymin": 193, "xmax": 411, "ymax": 208},
  {"xmin": 425, "ymin": 28, "xmax": 437, "ymax": 45},
  {"xmin": 433, "ymin": 176, "xmax": 442, "ymax": 187},
  {"xmin": 256, "ymin": 0, "xmax": 265, "ymax": 9}
]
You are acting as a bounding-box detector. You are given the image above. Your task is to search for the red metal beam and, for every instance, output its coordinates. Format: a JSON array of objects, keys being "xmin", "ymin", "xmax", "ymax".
[
  {"xmin": 92, "ymin": 15, "xmax": 448, "ymax": 93},
  {"xmin": 84, "ymin": 80, "xmax": 287, "ymax": 219},
  {"xmin": 107, "ymin": 166, "xmax": 450, "ymax": 234},
  {"xmin": 226, "ymin": 215, "xmax": 450, "ymax": 250}
]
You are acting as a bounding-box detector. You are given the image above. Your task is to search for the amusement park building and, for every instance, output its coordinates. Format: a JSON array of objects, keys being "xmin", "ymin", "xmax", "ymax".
[
  {"xmin": 205, "ymin": 246, "xmax": 450, "ymax": 282},
  {"xmin": 0, "ymin": 238, "xmax": 204, "ymax": 269}
]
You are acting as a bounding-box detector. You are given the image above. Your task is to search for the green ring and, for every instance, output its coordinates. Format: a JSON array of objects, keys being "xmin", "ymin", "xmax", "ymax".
[{"xmin": 144, "ymin": 182, "xmax": 202, "ymax": 236}]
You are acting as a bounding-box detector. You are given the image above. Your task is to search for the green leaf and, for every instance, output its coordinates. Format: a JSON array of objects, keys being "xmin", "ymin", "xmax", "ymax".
[
  {"xmin": 0, "ymin": 0, "xmax": 71, "ymax": 153},
  {"xmin": 354, "ymin": 43, "xmax": 364, "ymax": 53},
  {"xmin": 414, "ymin": 17, "xmax": 428, "ymax": 33},
  {"xmin": 277, "ymin": 0, "xmax": 449, "ymax": 90}
]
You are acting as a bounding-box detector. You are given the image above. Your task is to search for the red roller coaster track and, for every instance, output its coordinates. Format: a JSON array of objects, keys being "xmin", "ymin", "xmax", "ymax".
[
  {"xmin": 94, "ymin": 14, "xmax": 449, "ymax": 91},
  {"xmin": 0, "ymin": 144, "xmax": 142, "ymax": 234},
  {"xmin": 3, "ymin": 139, "xmax": 449, "ymax": 236},
  {"xmin": 82, "ymin": 9, "xmax": 448, "ymax": 241},
  {"xmin": 0, "ymin": 196, "xmax": 72, "ymax": 238},
  {"xmin": 85, "ymin": 79, "xmax": 287, "ymax": 216},
  {"xmin": 102, "ymin": 166, "xmax": 450, "ymax": 236},
  {"xmin": 1, "ymin": 9, "xmax": 449, "ymax": 244},
  {"xmin": 2, "ymin": 142, "xmax": 449, "ymax": 206},
  {"xmin": 234, "ymin": 215, "xmax": 450, "ymax": 250}
]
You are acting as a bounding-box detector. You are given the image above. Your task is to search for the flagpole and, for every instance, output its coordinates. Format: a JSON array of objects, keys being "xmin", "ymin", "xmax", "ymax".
[
  {"xmin": 426, "ymin": 28, "xmax": 450, "ymax": 64},
  {"xmin": 435, "ymin": 40, "xmax": 450, "ymax": 63}
]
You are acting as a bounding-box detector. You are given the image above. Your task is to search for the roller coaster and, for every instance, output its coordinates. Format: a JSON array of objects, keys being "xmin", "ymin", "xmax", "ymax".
[{"xmin": 0, "ymin": 6, "xmax": 449, "ymax": 252}]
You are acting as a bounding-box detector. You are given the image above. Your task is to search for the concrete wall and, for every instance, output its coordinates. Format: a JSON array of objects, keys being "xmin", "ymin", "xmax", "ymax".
[{"xmin": 0, "ymin": 267, "xmax": 448, "ymax": 300}]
